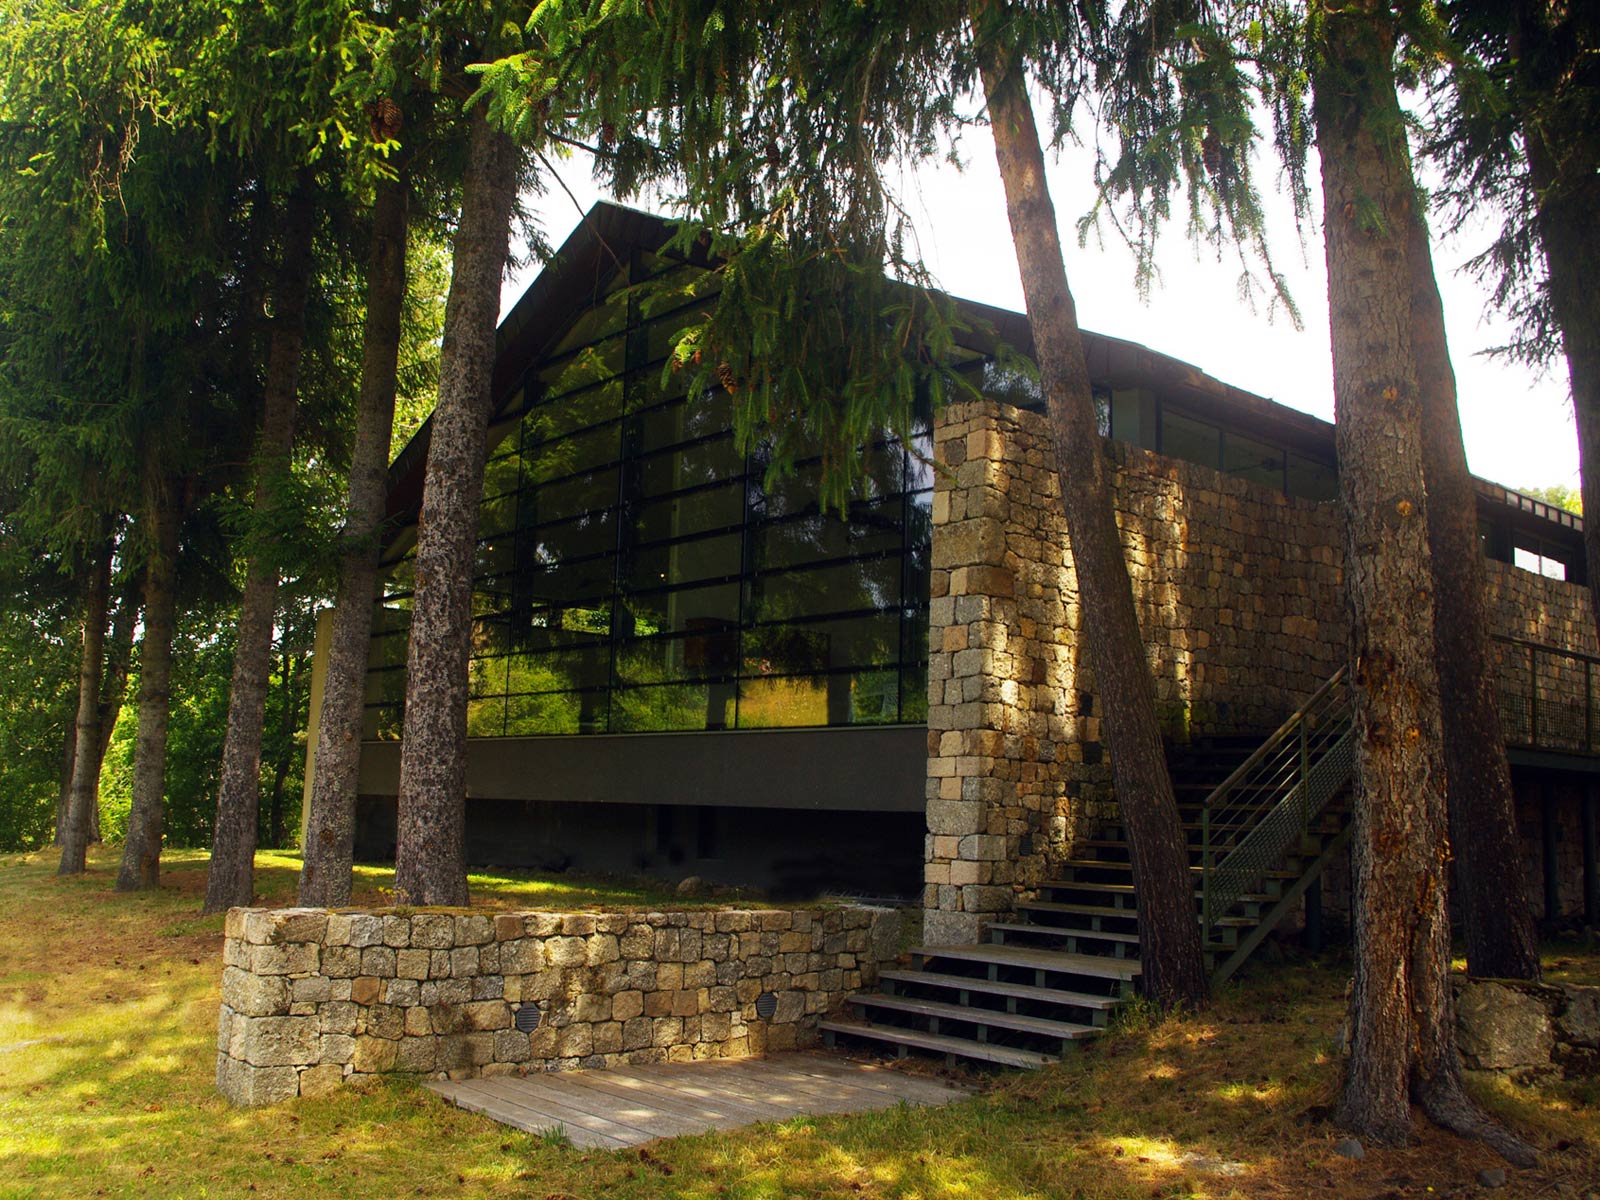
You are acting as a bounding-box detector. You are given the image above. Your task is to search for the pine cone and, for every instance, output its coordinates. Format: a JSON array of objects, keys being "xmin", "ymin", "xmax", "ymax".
[{"xmin": 368, "ymin": 97, "xmax": 403, "ymax": 143}]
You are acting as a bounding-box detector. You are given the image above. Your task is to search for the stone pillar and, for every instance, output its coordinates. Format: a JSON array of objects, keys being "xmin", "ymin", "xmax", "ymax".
[{"xmin": 923, "ymin": 401, "xmax": 1079, "ymax": 945}]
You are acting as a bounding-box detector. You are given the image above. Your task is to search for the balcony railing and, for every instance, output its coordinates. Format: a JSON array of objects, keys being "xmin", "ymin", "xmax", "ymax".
[{"xmin": 1492, "ymin": 634, "xmax": 1600, "ymax": 755}]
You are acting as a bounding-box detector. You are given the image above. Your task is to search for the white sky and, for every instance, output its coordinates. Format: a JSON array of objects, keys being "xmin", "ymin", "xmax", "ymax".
[{"xmin": 503, "ymin": 123, "xmax": 1578, "ymax": 497}]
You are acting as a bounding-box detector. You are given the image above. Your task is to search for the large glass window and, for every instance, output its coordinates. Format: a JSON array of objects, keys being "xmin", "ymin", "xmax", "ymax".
[{"xmin": 364, "ymin": 254, "xmax": 933, "ymax": 738}]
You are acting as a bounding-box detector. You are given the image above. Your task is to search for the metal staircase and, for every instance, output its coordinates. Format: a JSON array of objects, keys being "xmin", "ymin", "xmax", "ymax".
[{"xmin": 821, "ymin": 668, "xmax": 1355, "ymax": 1068}]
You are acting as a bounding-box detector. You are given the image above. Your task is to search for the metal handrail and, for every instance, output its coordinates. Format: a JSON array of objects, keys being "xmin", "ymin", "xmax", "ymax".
[
  {"xmin": 1489, "ymin": 633, "xmax": 1600, "ymax": 755},
  {"xmin": 1199, "ymin": 667, "xmax": 1353, "ymax": 939}
]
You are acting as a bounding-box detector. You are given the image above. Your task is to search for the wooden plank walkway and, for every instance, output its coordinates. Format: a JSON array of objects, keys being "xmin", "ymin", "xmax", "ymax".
[{"xmin": 426, "ymin": 1052, "xmax": 970, "ymax": 1149}]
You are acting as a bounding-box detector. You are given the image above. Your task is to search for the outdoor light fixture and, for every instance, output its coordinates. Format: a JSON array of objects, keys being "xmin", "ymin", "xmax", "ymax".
[
  {"xmin": 755, "ymin": 992, "xmax": 778, "ymax": 1020},
  {"xmin": 513, "ymin": 1004, "xmax": 542, "ymax": 1032}
]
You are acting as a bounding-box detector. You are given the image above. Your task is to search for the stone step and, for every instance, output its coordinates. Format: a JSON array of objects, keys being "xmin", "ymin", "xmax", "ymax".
[{"xmin": 819, "ymin": 1018, "xmax": 1056, "ymax": 1070}]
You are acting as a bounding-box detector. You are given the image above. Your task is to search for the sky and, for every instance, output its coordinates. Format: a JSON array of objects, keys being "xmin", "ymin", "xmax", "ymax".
[{"xmin": 501, "ymin": 123, "xmax": 1579, "ymax": 498}]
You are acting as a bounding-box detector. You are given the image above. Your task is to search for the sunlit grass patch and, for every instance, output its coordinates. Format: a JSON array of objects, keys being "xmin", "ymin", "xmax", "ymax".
[{"xmin": 0, "ymin": 846, "xmax": 1596, "ymax": 1199}]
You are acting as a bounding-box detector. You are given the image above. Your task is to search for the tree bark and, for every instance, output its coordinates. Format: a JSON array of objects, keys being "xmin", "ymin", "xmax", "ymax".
[
  {"xmin": 1410, "ymin": 214, "xmax": 1542, "ymax": 981},
  {"xmin": 1512, "ymin": 5, "xmax": 1600, "ymax": 654},
  {"xmin": 266, "ymin": 649, "xmax": 293, "ymax": 850},
  {"xmin": 300, "ymin": 170, "xmax": 410, "ymax": 905},
  {"xmin": 393, "ymin": 111, "xmax": 518, "ymax": 907},
  {"xmin": 1315, "ymin": 0, "xmax": 1535, "ymax": 1165},
  {"xmin": 117, "ymin": 479, "xmax": 181, "ymax": 891},
  {"xmin": 203, "ymin": 181, "xmax": 316, "ymax": 915},
  {"xmin": 54, "ymin": 719, "xmax": 76, "ymax": 847},
  {"xmin": 57, "ymin": 539, "xmax": 113, "ymax": 875},
  {"xmin": 974, "ymin": 10, "xmax": 1207, "ymax": 1009},
  {"xmin": 90, "ymin": 567, "xmax": 141, "ymax": 845}
]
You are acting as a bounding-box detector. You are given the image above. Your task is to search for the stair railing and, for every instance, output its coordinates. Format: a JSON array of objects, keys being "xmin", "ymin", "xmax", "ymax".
[{"xmin": 1198, "ymin": 667, "xmax": 1354, "ymax": 942}]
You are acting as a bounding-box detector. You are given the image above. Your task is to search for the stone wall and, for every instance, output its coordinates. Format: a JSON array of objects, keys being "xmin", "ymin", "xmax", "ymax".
[
  {"xmin": 923, "ymin": 397, "xmax": 1599, "ymax": 944},
  {"xmin": 1455, "ymin": 977, "xmax": 1599, "ymax": 1077},
  {"xmin": 216, "ymin": 904, "xmax": 900, "ymax": 1107},
  {"xmin": 923, "ymin": 399, "xmax": 1346, "ymax": 944}
]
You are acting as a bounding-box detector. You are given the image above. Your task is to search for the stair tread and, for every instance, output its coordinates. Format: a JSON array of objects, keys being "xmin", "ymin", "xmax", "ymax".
[
  {"xmin": 1019, "ymin": 901, "xmax": 1139, "ymax": 918},
  {"xmin": 876, "ymin": 969, "xmax": 1122, "ymax": 1010},
  {"xmin": 1049, "ymin": 862, "xmax": 1300, "ymax": 880},
  {"xmin": 849, "ymin": 993, "xmax": 1102, "ymax": 1039},
  {"xmin": 989, "ymin": 922, "xmax": 1142, "ymax": 945},
  {"xmin": 912, "ymin": 943, "xmax": 1141, "ymax": 979},
  {"xmin": 820, "ymin": 1018, "xmax": 1059, "ymax": 1069}
]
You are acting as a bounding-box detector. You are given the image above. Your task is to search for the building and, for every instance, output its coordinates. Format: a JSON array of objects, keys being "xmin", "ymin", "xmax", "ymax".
[{"xmin": 307, "ymin": 201, "xmax": 1599, "ymax": 946}]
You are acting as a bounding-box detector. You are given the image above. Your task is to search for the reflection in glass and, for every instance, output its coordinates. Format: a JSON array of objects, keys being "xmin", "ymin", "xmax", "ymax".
[{"xmin": 364, "ymin": 257, "xmax": 935, "ymax": 740}]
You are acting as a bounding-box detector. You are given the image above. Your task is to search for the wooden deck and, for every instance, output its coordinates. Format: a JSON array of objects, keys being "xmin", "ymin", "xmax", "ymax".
[{"xmin": 426, "ymin": 1052, "xmax": 970, "ymax": 1149}]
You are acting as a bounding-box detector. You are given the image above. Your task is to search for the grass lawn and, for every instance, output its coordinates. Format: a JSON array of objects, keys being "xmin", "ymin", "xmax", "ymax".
[{"xmin": 1, "ymin": 846, "xmax": 1595, "ymax": 1200}]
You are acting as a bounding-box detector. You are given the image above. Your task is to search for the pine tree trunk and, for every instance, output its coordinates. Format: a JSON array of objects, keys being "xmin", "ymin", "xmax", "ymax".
[
  {"xmin": 57, "ymin": 541, "xmax": 113, "ymax": 875},
  {"xmin": 1315, "ymin": 1, "xmax": 1534, "ymax": 1165},
  {"xmin": 1410, "ymin": 215, "xmax": 1542, "ymax": 981},
  {"xmin": 54, "ymin": 719, "xmax": 76, "ymax": 846},
  {"xmin": 974, "ymin": 12, "xmax": 1206, "ymax": 1009},
  {"xmin": 203, "ymin": 182, "xmax": 315, "ymax": 915},
  {"xmin": 117, "ymin": 483, "xmax": 181, "ymax": 892},
  {"xmin": 300, "ymin": 171, "xmax": 409, "ymax": 906},
  {"xmin": 393, "ymin": 112, "xmax": 518, "ymax": 907},
  {"xmin": 90, "ymin": 570, "xmax": 141, "ymax": 845},
  {"xmin": 1513, "ymin": 7, "xmax": 1600, "ymax": 654},
  {"xmin": 266, "ymin": 650, "xmax": 293, "ymax": 850}
]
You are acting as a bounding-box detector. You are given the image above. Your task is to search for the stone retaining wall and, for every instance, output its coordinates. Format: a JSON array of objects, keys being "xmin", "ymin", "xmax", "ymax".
[{"xmin": 216, "ymin": 904, "xmax": 900, "ymax": 1106}]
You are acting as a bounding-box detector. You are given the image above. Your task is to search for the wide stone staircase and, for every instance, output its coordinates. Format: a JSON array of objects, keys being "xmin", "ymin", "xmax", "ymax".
[{"xmin": 821, "ymin": 669, "xmax": 1355, "ymax": 1069}]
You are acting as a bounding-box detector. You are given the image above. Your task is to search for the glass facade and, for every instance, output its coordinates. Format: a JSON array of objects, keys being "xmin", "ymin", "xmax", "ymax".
[{"xmin": 364, "ymin": 252, "xmax": 932, "ymax": 740}]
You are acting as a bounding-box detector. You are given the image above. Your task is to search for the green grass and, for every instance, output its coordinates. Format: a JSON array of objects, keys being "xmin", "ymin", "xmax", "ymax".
[{"xmin": 0, "ymin": 846, "xmax": 1595, "ymax": 1200}]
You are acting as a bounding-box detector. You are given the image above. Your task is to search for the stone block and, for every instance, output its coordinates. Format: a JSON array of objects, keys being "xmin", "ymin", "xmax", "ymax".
[
  {"xmin": 493, "ymin": 914, "xmax": 526, "ymax": 942},
  {"xmin": 321, "ymin": 947, "xmax": 362, "ymax": 978},
  {"xmin": 1557, "ymin": 988, "xmax": 1600, "ymax": 1048},
  {"xmin": 234, "ymin": 1015, "xmax": 319, "ymax": 1068},
  {"xmin": 243, "ymin": 908, "xmax": 328, "ymax": 947},
  {"xmin": 222, "ymin": 967, "xmax": 291, "ymax": 1017},
  {"xmin": 927, "ymin": 799, "xmax": 985, "ymax": 837},
  {"xmin": 773, "ymin": 991, "xmax": 805, "ymax": 1024},
  {"xmin": 546, "ymin": 936, "xmax": 587, "ymax": 967},
  {"xmin": 350, "ymin": 976, "xmax": 381, "ymax": 1006},
  {"xmin": 366, "ymin": 1005, "xmax": 404, "ymax": 1040},
  {"xmin": 1456, "ymin": 981, "xmax": 1556, "ymax": 1070},
  {"xmin": 292, "ymin": 979, "xmax": 332, "ymax": 1011},
  {"xmin": 391, "ymin": 949, "xmax": 427, "ymax": 980},
  {"xmin": 450, "ymin": 946, "xmax": 480, "ymax": 978},
  {"xmin": 381, "ymin": 915, "xmax": 411, "ymax": 948},
  {"xmin": 620, "ymin": 925, "xmax": 654, "ymax": 958},
  {"xmin": 556, "ymin": 1023, "xmax": 594, "ymax": 1058},
  {"xmin": 622, "ymin": 1016, "xmax": 654, "ymax": 1051},
  {"xmin": 410, "ymin": 913, "xmax": 455, "ymax": 949},
  {"xmin": 562, "ymin": 914, "xmax": 597, "ymax": 936},
  {"xmin": 576, "ymin": 994, "xmax": 612, "ymax": 1023},
  {"xmin": 345, "ymin": 914, "xmax": 384, "ymax": 948},
  {"xmin": 613, "ymin": 990, "xmax": 644, "ymax": 1021},
  {"xmin": 352, "ymin": 1036, "xmax": 397, "ymax": 1073},
  {"xmin": 593, "ymin": 1021, "xmax": 624, "ymax": 1055},
  {"xmin": 403, "ymin": 1006, "xmax": 433, "ymax": 1037},
  {"xmin": 320, "ymin": 1034, "xmax": 355, "ymax": 1065},
  {"xmin": 922, "ymin": 909, "xmax": 983, "ymax": 947},
  {"xmin": 587, "ymin": 935, "xmax": 620, "ymax": 966},
  {"xmin": 490, "ymin": 937, "xmax": 537, "ymax": 975},
  {"xmin": 493, "ymin": 1030, "xmax": 532, "ymax": 1063},
  {"xmin": 472, "ymin": 976, "xmax": 504, "ymax": 1001},
  {"xmin": 359, "ymin": 947, "xmax": 396, "ymax": 978},
  {"xmin": 250, "ymin": 943, "xmax": 319, "ymax": 977},
  {"xmin": 455, "ymin": 915, "xmax": 494, "ymax": 946},
  {"xmin": 217, "ymin": 1055, "xmax": 300, "ymax": 1107},
  {"xmin": 384, "ymin": 978, "xmax": 420, "ymax": 1007},
  {"xmin": 395, "ymin": 1038, "xmax": 437, "ymax": 1073},
  {"xmin": 320, "ymin": 1003, "xmax": 358, "ymax": 1036},
  {"xmin": 297, "ymin": 1064, "xmax": 344, "ymax": 1099}
]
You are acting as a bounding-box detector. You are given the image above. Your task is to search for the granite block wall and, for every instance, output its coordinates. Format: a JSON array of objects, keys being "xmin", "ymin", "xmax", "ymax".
[
  {"xmin": 924, "ymin": 396, "xmax": 1598, "ymax": 944},
  {"xmin": 216, "ymin": 904, "xmax": 900, "ymax": 1106}
]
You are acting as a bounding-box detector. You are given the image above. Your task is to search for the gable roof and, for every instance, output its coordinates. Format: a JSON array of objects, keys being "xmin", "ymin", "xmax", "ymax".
[{"xmin": 383, "ymin": 200, "xmax": 1582, "ymax": 551}]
